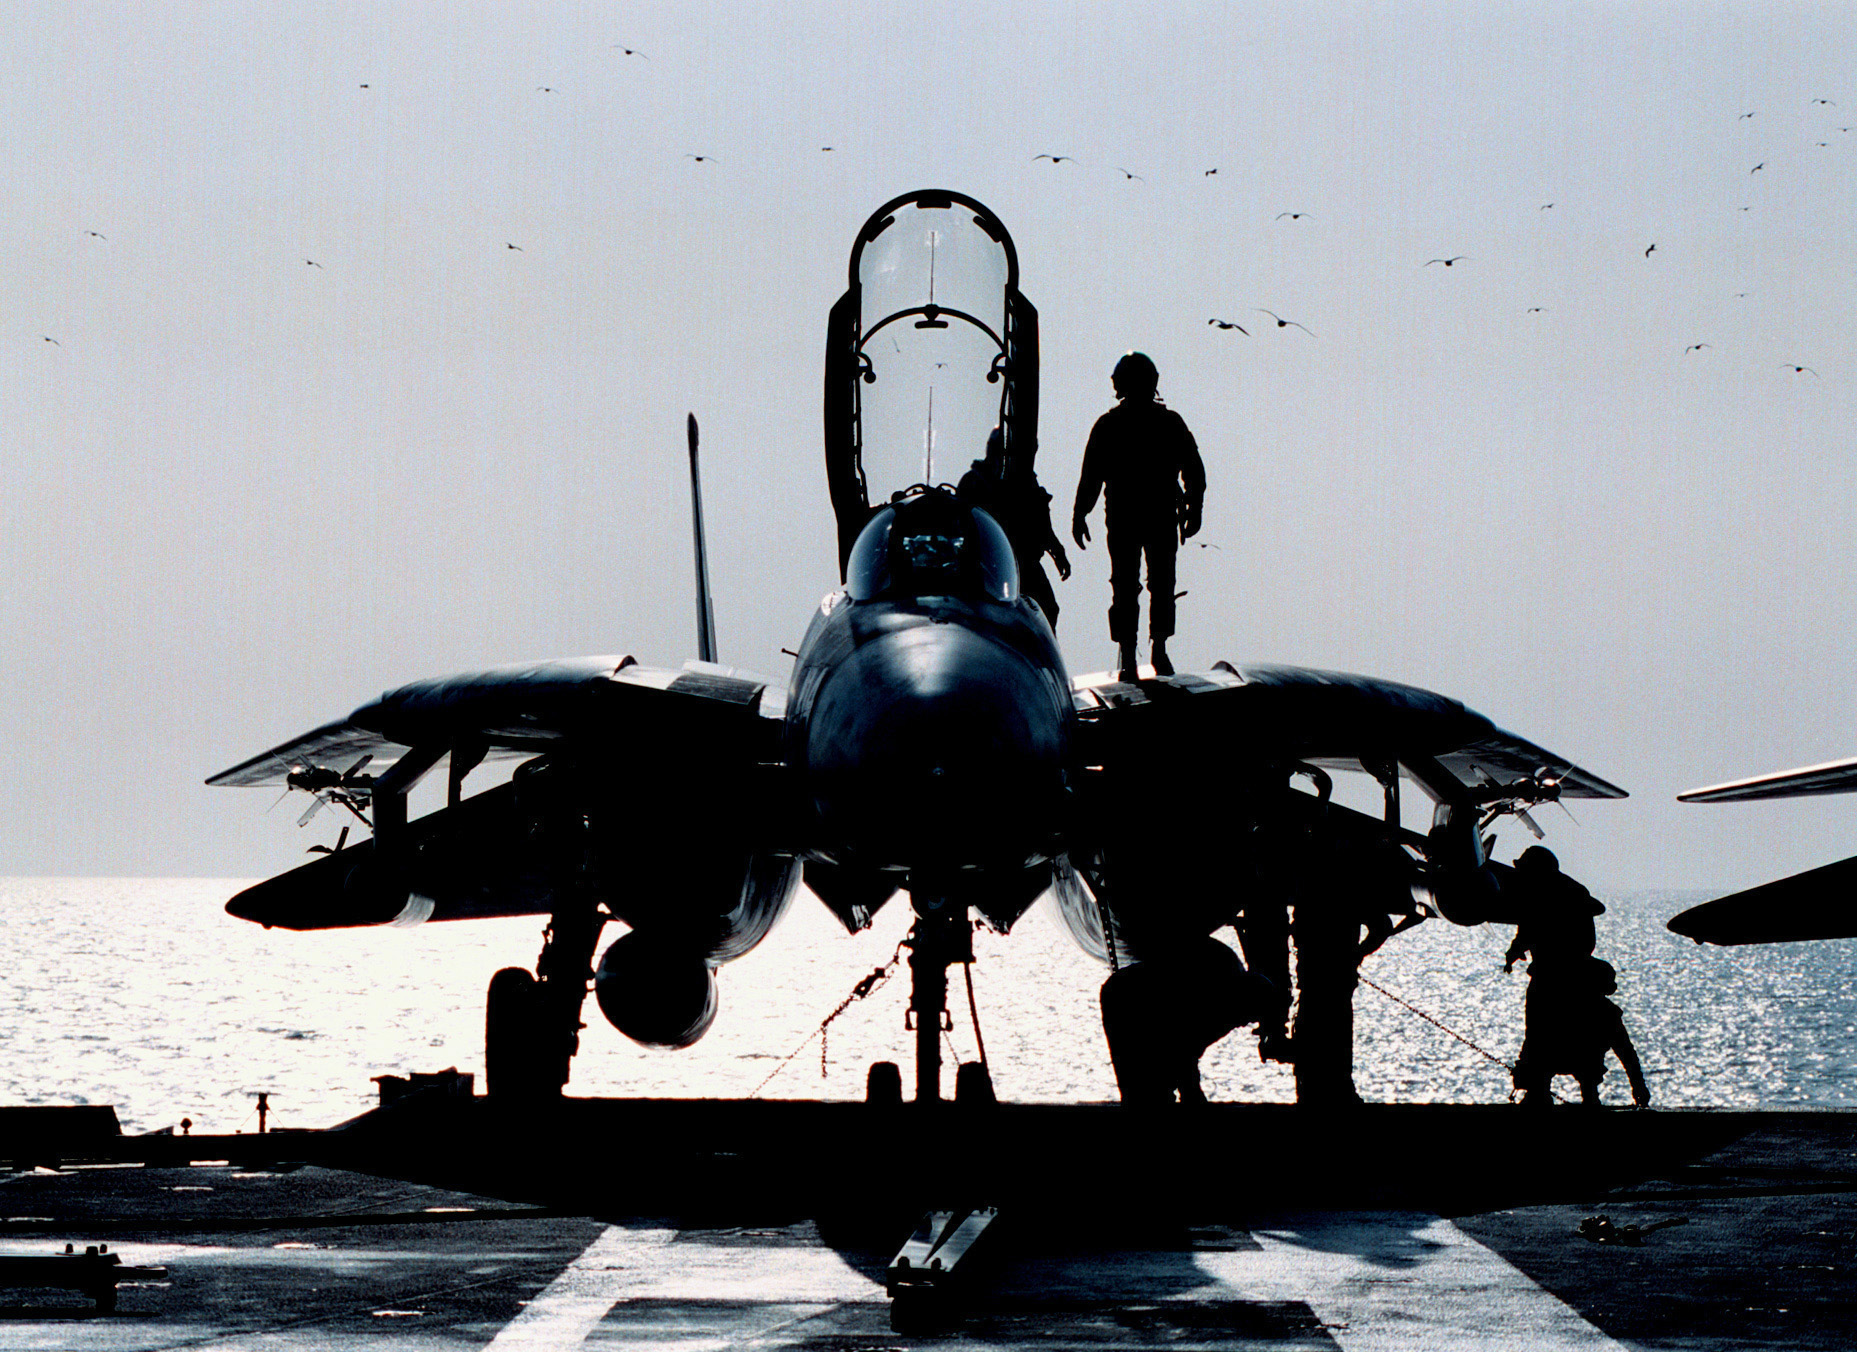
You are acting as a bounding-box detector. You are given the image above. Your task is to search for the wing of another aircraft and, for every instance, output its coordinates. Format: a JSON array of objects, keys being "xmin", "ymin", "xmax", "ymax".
[
  {"xmin": 1668, "ymin": 853, "xmax": 1857, "ymax": 944},
  {"xmin": 1678, "ymin": 756, "xmax": 1857, "ymax": 804}
]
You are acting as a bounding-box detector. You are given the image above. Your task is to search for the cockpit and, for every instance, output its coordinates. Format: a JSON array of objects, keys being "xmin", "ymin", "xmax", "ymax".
[
  {"xmin": 825, "ymin": 191, "xmax": 1041, "ymax": 576},
  {"xmin": 845, "ymin": 491, "xmax": 1019, "ymax": 604}
]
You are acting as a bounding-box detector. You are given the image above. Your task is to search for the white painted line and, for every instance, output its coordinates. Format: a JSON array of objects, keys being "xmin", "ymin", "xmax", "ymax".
[
  {"xmin": 485, "ymin": 1225, "xmax": 879, "ymax": 1348},
  {"xmin": 486, "ymin": 1213, "xmax": 1623, "ymax": 1349},
  {"xmin": 484, "ymin": 1226, "xmax": 673, "ymax": 1349},
  {"xmin": 1203, "ymin": 1211, "xmax": 1627, "ymax": 1350}
]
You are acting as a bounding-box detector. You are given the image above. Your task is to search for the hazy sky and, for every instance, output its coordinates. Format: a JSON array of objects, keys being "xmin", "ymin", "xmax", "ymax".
[{"xmin": 6, "ymin": 1, "xmax": 1855, "ymax": 896}]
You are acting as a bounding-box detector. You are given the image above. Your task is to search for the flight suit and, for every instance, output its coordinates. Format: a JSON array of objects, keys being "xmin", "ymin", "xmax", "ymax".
[
  {"xmin": 957, "ymin": 457, "xmax": 1068, "ymax": 629},
  {"xmin": 1073, "ymin": 398, "xmax": 1205, "ymax": 647}
]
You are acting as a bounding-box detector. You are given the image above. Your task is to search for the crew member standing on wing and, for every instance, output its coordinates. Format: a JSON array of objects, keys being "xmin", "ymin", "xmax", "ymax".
[{"xmin": 1071, "ymin": 352, "xmax": 1206, "ymax": 679}]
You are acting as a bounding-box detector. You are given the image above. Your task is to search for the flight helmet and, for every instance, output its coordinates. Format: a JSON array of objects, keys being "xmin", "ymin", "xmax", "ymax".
[
  {"xmin": 1111, "ymin": 351, "xmax": 1158, "ymax": 400},
  {"xmin": 1514, "ymin": 845, "xmax": 1559, "ymax": 874}
]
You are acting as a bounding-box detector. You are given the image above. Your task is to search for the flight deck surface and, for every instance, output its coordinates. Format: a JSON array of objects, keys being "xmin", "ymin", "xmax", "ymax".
[{"xmin": 2, "ymin": 1100, "xmax": 1853, "ymax": 1349}]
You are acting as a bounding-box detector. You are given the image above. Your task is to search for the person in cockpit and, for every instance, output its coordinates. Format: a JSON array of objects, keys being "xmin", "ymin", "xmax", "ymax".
[
  {"xmin": 1071, "ymin": 352, "xmax": 1206, "ymax": 679},
  {"xmin": 957, "ymin": 427, "xmax": 1071, "ymax": 629}
]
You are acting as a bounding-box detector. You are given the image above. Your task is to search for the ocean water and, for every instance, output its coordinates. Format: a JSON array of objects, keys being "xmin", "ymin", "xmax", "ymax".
[{"xmin": 4, "ymin": 877, "xmax": 1855, "ymax": 1136}]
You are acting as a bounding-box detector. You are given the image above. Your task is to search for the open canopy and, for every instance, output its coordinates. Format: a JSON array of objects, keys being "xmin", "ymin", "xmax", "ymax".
[{"xmin": 825, "ymin": 191, "xmax": 1039, "ymax": 573}]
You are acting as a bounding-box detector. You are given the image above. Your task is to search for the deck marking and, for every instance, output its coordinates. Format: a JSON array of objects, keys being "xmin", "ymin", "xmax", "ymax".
[
  {"xmin": 1206, "ymin": 1211, "xmax": 1626, "ymax": 1350},
  {"xmin": 485, "ymin": 1225, "xmax": 673, "ymax": 1349},
  {"xmin": 485, "ymin": 1224, "xmax": 878, "ymax": 1348},
  {"xmin": 486, "ymin": 1212, "xmax": 1623, "ymax": 1349}
]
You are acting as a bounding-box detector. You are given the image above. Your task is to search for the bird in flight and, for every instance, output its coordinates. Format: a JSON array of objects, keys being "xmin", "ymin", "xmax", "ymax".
[
  {"xmin": 1811, "ymin": 98, "xmax": 1836, "ymax": 106},
  {"xmin": 1255, "ymin": 308, "xmax": 1313, "ymax": 335},
  {"xmin": 40, "ymin": 335, "xmax": 60, "ymax": 345},
  {"xmin": 1750, "ymin": 162, "xmax": 1764, "ymax": 173},
  {"xmin": 1033, "ymin": 154, "xmax": 1075, "ymax": 164},
  {"xmin": 537, "ymin": 86, "xmax": 556, "ymax": 93},
  {"xmin": 1644, "ymin": 243, "xmax": 1657, "ymax": 257},
  {"xmin": 85, "ymin": 230, "xmax": 106, "ymax": 239},
  {"xmin": 1540, "ymin": 202, "xmax": 1554, "ymax": 210},
  {"xmin": 1739, "ymin": 111, "xmax": 1755, "ymax": 119},
  {"xmin": 1275, "ymin": 211, "xmax": 1308, "ymax": 220},
  {"xmin": 1208, "ymin": 318, "xmax": 1249, "ymax": 333},
  {"xmin": 1425, "ymin": 256, "xmax": 1468, "ymax": 267},
  {"xmin": 1203, "ymin": 167, "xmax": 1218, "ymax": 176},
  {"xmin": 1113, "ymin": 167, "xmax": 1143, "ymax": 181},
  {"xmin": 686, "ymin": 153, "xmax": 719, "ymax": 163},
  {"xmin": 1685, "ymin": 344, "xmax": 1709, "ymax": 354},
  {"xmin": 613, "ymin": 46, "xmax": 648, "ymax": 58},
  {"xmin": 1527, "ymin": 307, "xmax": 1548, "ymax": 313},
  {"xmin": 1782, "ymin": 364, "xmax": 1820, "ymax": 376},
  {"xmin": 820, "ymin": 146, "xmax": 833, "ymax": 152},
  {"xmin": 305, "ymin": 259, "xmax": 322, "ymax": 267},
  {"xmin": 507, "ymin": 243, "xmax": 522, "ymax": 251}
]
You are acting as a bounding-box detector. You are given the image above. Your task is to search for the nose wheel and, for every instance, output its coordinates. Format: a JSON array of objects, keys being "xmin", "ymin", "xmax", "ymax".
[{"xmin": 904, "ymin": 895, "xmax": 973, "ymax": 1104}]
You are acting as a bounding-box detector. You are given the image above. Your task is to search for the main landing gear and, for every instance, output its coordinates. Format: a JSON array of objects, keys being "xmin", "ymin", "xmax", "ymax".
[{"xmin": 485, "ymin": 893, "xmax": 607, "ymax": 1098}]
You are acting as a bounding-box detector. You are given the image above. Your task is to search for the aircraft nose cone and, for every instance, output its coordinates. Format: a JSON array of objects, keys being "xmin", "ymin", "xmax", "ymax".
[{"xmin": 805, "ymin": 623, "xmax": 1068, "ymax": 869}]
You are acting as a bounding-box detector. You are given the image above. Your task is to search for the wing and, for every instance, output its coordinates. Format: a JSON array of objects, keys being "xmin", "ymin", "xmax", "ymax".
[
  {"xmin": 1668, "ymin": 853, "xmax": 1857, "ymax": 944},
  {"xmin": 1056, "ymin": 661, "xmax": 1623, "ymax": 961},
  {"xmin": 208, "ymin": 654, "xmax": 790, "ymax": 931},
  {"xmin": 207, "ymin": 654, "xmax": 783, "ymax": 789},
  {"xmin": 1678, "ymin": 756, "xmax": 1857, "ymax": 803},
  {"xmin": 1072, "ymin": 661, "xmax": 1627, "ymax": 801}
]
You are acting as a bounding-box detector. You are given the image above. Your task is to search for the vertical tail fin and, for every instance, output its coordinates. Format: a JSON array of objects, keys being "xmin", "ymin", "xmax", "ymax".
[{"xmin": 687, "ymin": 413, "xmax": 719, "ymax": 663}]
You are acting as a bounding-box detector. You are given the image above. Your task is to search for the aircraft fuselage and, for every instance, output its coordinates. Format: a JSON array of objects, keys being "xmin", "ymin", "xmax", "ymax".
[
  {"xmin": 786, "ymin": 588, "xmax": 1074, "ymax": 879},
  {"xmin": 778, "ymin": 489, "xmax": 1076, "ymax": 921}
]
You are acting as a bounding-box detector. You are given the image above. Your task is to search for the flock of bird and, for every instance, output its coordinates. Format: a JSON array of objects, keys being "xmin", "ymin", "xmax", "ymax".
[
  {"xmin": 1021, "ymin": 102, "xmax": 1852, "ymax": 373},
  {"xmin": 33, "ymin": 70, "xmax": 1846, "ymax": 383}
]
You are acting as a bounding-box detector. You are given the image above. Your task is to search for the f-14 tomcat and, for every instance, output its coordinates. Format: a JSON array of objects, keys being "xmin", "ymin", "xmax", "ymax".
[{"xmin": 209, "ymin": 190, "xmax": 1626, "ymax": 1105}]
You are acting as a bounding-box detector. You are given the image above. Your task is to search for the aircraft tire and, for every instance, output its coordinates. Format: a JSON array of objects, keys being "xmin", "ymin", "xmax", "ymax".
[{"xmin": 485, "ymin": 966, "xmax": 541, "ymax": 1097}]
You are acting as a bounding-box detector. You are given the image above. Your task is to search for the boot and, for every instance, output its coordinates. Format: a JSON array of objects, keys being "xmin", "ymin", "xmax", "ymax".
[
  {"xmin": 1151, "ymin": 639, "xmax": 1174, "ymax": 677},
  {"xmin": 1116, "ymin": 642, "xmax": 1139, "ymax": 681}
]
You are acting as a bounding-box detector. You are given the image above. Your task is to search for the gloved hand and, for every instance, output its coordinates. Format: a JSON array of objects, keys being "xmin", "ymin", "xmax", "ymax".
[
  {"xmin": 1052, "ymin": 545, "xmax": 1072, "ymax": 580},
  {"xmin": 1071, "ymin": 512, "xmax": 1091, "ymax": 550}
]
